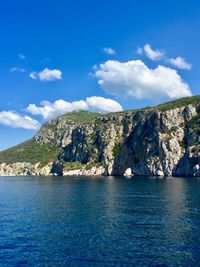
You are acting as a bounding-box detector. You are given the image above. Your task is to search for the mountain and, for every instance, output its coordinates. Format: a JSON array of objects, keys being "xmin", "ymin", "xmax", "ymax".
[{"xmin": 0, "ymin": 96, "xmax": 199, "ymax": 176}]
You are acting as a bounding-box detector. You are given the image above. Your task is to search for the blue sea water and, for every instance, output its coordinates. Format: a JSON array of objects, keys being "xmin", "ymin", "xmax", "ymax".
[{"xmin": 0, "ymin": 176, "xmax": 200, "ymax": 266}]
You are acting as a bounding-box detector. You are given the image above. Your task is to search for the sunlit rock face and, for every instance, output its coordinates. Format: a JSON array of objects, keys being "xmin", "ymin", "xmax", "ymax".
[
  {"xmin": 124, "ymin": 168, "xmax": 132, "ymax": 176},
  {"xmin": 0, "ymin": 162, "xmax": 51, "ymax": 176},
  {"xmin": 0, "ymin": 97, "xmax": 200, "ymax": 176},
  {"xmin": 112, "ymin": 104, "xmax": 199, "ymax": 177}
]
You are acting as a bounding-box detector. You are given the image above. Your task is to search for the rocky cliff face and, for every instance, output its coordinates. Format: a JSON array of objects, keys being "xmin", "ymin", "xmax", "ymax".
[{"xmin": 0, "ymin": 96, "xmax": 199, "ymax": 177}]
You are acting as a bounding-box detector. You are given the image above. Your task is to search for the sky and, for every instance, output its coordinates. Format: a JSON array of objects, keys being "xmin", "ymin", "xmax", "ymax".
[{"xmin": 0, "ymin": 0, "xmax": 199, "ymax": 150}]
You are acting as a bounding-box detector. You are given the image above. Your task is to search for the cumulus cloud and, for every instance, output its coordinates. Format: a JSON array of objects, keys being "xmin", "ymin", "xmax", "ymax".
[
  {"xmin": 95, "ymin": 59, "xmax": 192, "ymax": 100},
  {"xmin": 27, "ymin": 96, "xmax": 123, "ymax": 120},
  {"xmin": 103, "ymin": 47, "xmax": 116, "ymax": 55},
  {"xmin": 137, "ymin": 43, "xmax": 192, "ymax": 71},
  {"xmin": 29, "ymin": 68, "xmax": 62, "ymax": 81},
  {"xmin": 19, "ymin": 54, "xmax": 25, "ymax": 59},
  {"xmin": 0, "ymin": 111, "xmax": 40, "ymax": 129},
  {"xmin": 86, "ymin": 96, "xmax": 123, "ymax": 113},
  {"xmin": 143, "ymin": 44, "xmax": 165, "ymax": 61},
  {"xmin": 168, "ymin": 57, "xmax": 192, "ymax": 70},
  {"xmin": 10, "ymin": 67, "xmax": 26, "ymax": 73},
  {"xmin": 27, "ymin": 99, "xmax": 88, "ymax": 120}
]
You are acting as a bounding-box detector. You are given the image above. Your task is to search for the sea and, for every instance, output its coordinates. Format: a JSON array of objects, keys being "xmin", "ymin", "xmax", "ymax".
[{"xmin": 0, "ymin": 176, "xmax": 200, "ymax": 266}]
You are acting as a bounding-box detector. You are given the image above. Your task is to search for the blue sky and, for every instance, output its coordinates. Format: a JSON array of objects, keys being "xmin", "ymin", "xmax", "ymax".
[{"xmin": 0, "ymin": 0, "xmax": 199, "ymax": 150}]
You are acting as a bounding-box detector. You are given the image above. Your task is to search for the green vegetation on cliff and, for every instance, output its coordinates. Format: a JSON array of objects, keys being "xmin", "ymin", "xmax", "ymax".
[
  {"xmin": 108, "ymin": 96, "xmax": 200, "ymax": 115},
  {"xmin": 112, "ymin": 143, "xmax": 122, "ymax": 157},
  {"xmin": 63, "ymin": 161, "xmax": 84, "ymax": 171},
  {"xmin": 189, "ymin": 112, "xmax": 200, "ymax": 135},
  {"xmin": 60, "ymin": 110, "xmax": 99, "ymax": 122},
  {"xmin": 0, "ymin": 139, "xmax": 59, "ymax": 166},
  {"xmin": 156, "ymin": 95, "xmax": 200, "ymax": 111}
]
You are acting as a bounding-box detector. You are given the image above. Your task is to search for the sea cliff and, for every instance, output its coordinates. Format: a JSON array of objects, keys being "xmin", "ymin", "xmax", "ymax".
[{"xmin": 0, "ymin": 96, "xmax": 199, "ymax": 177}]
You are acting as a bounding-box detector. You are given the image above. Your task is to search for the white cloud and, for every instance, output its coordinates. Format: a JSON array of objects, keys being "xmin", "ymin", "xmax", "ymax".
[
  {"xmin": 29, "ymin": 68, "xmax": 62, "ymax": 81},
  {"xmin": 0, "ymin": 111, "xmax": 40, "ymax": 129},
  {"xmin": 95, "ymin": 59, "xmax": 192, "ymax": 100},
  {"xmin": 27, "ymin": 97, "xmax": 123, "ymax": 120},
  {"xmin": 138, "ymin": 44, "xmax": 192, "ymax": 71},
  {"xmin": 27, "ymin": 99, "xmax": 88, "ymax": 120},
  {"xmin": 86, "ymin": 96, "xmax": 123, "ymax": 113},
  {"xmin": 10, "ymin": 67, "xmax": 26, "ymax": 73},
  {"xmin": 19, "ymin": 54, "xmax": 25, "ymax": 59},
  {"xmin": 168, "ymin": 57, "xmax": 192, "ymax": 70},
  {"xmin": 39, "ymin": 68, "xmax": 62, "ymax": 81},
  {"xmin": 143, "ymin": 44, "xmax": 165, "ymax": 61},
  {"xmin": 29, "ymin": 71, "xmax": 37, "ymax": 79},
  {"xmin": 103, "ymin": 47, "xmax": 116, "ymax": 55}
]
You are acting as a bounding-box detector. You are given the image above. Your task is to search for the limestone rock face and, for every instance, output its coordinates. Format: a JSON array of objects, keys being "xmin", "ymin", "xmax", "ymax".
[
  {"xmin": 0, "ymin": 162, "xmax": 105, "ymax": 177},
  {"xmin": 0, "ymin": 97, "xmax": 199, "ymax": 177},
  {"xmin": 112, "ymin": 105, "xmax": 199, "ymax": 177},
  {"xmin": 0, "ymin": 162, "xmax": 51, "ymax": 176},
  {"xmin": 63, "ymin": 166, "xmax": 105, "ymax": 176}
]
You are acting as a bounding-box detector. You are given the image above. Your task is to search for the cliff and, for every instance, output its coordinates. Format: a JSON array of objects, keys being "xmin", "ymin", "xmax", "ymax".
[{"xmin": 0, "ymin": 96, "xmax": 199, "ymax": 177}]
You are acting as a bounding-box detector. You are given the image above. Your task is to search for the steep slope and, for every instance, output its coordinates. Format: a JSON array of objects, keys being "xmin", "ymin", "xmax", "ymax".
[{"xmin": 0, "ymin": 96, "xmax": 199, "ymax": 176}]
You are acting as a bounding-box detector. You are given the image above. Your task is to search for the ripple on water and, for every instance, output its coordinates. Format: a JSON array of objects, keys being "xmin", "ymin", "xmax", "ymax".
[{"xmin": 0, "ymin": 176, "xmax": 200, "ymax": 266}]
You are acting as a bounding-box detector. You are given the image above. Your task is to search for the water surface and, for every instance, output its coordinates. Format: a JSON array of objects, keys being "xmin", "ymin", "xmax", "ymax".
[{"xmin": 0, "ymin": 176, "xmax": 200, "ymax": 266}]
